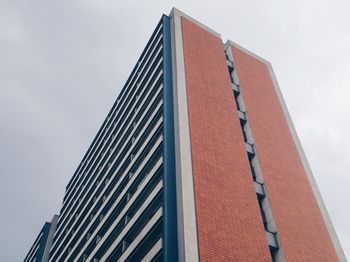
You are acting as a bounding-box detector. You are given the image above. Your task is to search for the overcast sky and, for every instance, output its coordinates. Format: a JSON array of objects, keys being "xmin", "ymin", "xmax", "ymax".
[{"xmin": 1, "ymin": 0, "xmax": 349, "ymax": 261}]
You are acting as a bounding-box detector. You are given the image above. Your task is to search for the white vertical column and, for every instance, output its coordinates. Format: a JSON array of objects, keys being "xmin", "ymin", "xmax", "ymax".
[
  {"xmin": 43, "ymin": 215, "xmax": 59, "ymax": 262},
  {"xmin": 169, "ymin": 8, "xmax": 200, "ymax": 262}
]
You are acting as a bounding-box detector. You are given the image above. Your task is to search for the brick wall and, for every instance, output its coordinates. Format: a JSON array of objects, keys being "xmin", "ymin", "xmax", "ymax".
[
  {"xmin": 181, "ymin": 17, "xmax": 271, "ymax": 261},
  {"xmin": 231, "ymin": 45, "xmax": 339, "ymax": 262}
]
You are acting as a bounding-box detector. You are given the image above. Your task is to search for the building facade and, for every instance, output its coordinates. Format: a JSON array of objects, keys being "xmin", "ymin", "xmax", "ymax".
[
  {"xmin": 24, "ymin": 8, "xmax": 346, "ymax": 262},
  {"xmin": 24, "ymin": 215, "xmax": 58, "ymax": 262}
]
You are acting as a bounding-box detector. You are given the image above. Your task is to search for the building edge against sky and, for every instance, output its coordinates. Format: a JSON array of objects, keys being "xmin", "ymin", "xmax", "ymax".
[{"xmin": 23, "ymin": 8, "xmax": 346, "ymax": 262}]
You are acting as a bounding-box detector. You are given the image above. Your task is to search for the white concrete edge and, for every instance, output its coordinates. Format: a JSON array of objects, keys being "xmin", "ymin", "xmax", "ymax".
[
  {"xmin": 170, "ymin": 8, "xmax": 221, "ymax": 38},
  {"xmin": 267, "ymin": 65, "xmax": 347, "ymax": 262},
  {"xmin": 141, "ymin": 238, "xmax": 162, "ymax": 262},
  {"xmin": 169, "ymin": 8, "xmax": 200, "ymax": 262},
  {"xmin": 225, "ymin": 40, "xmax": 271, "ymax": 66},
  {"xmin": 42, "ymin": 215, "xmax": 59, "ymax": 262}
]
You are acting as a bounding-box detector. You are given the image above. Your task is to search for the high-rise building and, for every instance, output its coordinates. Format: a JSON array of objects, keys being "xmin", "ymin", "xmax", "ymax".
[{"xmin": 24, "ymin": 8, "xmax": 346, "ymax": 262}]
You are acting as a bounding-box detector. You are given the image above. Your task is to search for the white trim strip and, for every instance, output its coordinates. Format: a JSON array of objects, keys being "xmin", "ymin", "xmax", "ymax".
[
  {"xmin": 25, "ymin": 244, "xmax": 40, "ymax": 262},
  {"xmin": 169, "ymin": 8, "xmax": 200, "ymax": 262},
  {"xmin": 103, "ymin": 207, "xmax": 163, "ymax": 261},
  {"xmin": 141, "ymin": 238, "xmax": 162, "ymax": 262},
  {"xmin": 118, "ymin": 213, "xmax": 162, "ymax": 261}
]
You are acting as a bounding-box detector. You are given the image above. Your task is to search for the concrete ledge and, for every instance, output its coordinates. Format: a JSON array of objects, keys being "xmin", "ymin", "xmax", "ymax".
[
  {"xmin": 169, "ymin": 8, "xmax": 221, "ymax": 38},
  {"xmin": 225, "ymin": 40, "xmax": 271, "ymax": 65}
]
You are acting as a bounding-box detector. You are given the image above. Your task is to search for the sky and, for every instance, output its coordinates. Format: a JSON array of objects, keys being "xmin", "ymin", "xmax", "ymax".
[{"xmin": 0, "ymin": 0, "xmax": 349, "ymax": 261}]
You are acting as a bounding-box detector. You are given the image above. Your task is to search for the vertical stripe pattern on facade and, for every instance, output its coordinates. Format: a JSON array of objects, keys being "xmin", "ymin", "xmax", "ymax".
[{"xmin": 48, "ymin": 19, "xmax": 169, "ymax": 262}]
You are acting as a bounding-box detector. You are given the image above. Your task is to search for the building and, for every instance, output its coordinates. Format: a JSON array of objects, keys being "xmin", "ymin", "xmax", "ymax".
[
  {"xmin": 24, "ymin": 215, "xmax": 58, "ymax": 262},
  {"xmin": 24, "ymin": 8, "xmax": 346, "ymax": 262}
]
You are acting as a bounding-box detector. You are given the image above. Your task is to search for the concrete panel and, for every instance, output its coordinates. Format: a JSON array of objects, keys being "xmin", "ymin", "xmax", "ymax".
[{"xmin": 169, "ymin": 8, "xmax": 200, "ymax": 262}]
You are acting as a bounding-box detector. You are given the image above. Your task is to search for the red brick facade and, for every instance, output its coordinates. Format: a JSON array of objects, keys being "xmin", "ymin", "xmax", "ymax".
[
  {"xmin": 181, "ymin": 17, "xmax": 271, "ymax": 261},
  {"xmin": 231, "ymin": 46, "xmax": 339, "ymax": 261}
]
